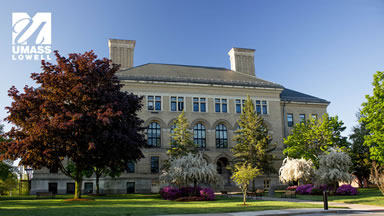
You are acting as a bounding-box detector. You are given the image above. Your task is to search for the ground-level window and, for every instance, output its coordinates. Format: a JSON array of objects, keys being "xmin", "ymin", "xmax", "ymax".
[
  {"xmin": 264, "ymin": 179, "xmax": 271, "ymax": 189},
  {"xmin": 151, "ymin": 156, "xmax": 160, "ymax": 174},
  {"xmin": 66, "ymin": 183, "xmax": 75, "ymax": 194},
  {"xmin": 216, "ymin": 124, "xmax": 228, "ymax": 148},
  {"xmin": 127, "ymin": 182, "xmax": 135, "ymax": 194},
  {"xmin": 48, "ymin": 182, "xmax": 58, "ymax": 194},
  {"xmin": 287, "ymin": 113, "xmax": 294, "ymax": 127},
  {"xmin": 311, "ymin": 114, "xmax": 318, "ymax": 119},
  {"xmin": 84, "ymin": 182, "xmax": 93, "ymax": 194}
]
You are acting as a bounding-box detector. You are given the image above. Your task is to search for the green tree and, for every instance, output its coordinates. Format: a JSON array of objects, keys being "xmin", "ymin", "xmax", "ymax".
[
  {"xmin": 360, "ymin": 71, "xmax": 384, "ymax": 194},
  {"xmin": 0, "ymin": 51, "xmax": 146, "ymax": 199},
  {"xmin": 232, "ymin": 95, "xmax": 276, "ymax": 189},
  {"xmin": 231, "ymin": 163, "xmax": 261, "ymax": 205},
  {"xmin": 348, "ymin": 113, "xmax": 371, "ymax": 188},
  {"xmin": 167, "ymin": 111, "xmax": 196, "ymax": 159},
  {"xmin": 283, "ymin": 113, "xmax": 347, "ymax": 168}
]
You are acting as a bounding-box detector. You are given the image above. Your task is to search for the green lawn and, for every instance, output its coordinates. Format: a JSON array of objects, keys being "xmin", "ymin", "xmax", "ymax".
[
  {"xmin": 0, "ymin": 194, "xmax": 325, "ymax": 216},
  {"xmin": 275, "ymin": 188, "xmax": 384, "ymax": 207}
]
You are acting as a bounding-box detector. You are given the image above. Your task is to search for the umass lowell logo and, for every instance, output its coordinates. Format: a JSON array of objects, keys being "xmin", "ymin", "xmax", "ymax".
[{"xmin": 12, "ymin": 12, "xmax": 52, "ymax": 61}]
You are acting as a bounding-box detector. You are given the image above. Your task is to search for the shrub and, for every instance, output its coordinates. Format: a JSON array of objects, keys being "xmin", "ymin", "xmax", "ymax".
[
  {"xmin": 311, "ymin": 188, "xmax": 323, "ymax": 195},
  {"xmin": 287, "ymin": 186, "xmax": 297, "ymax": 191},
  {"xmin": 175, "ymin": 196, "xmax": 206, "ymax": 201},
  {"xmin": 296, "ymin": 184, "xmax": 313, "ymax": 195},
  {"xmin": 336, "ymin": 184, "xmax": 358, "ymax": 195},
  {"xmin": 200, "ymin": 188, "xmax": 215, "ymax": 201},
  {"xmin": 159, "ymin": 186, "xmax": 182, "ymax": 200},
  {"xmin": 160, "ymin": 186, "xmax": 215, "ymax": 201}
]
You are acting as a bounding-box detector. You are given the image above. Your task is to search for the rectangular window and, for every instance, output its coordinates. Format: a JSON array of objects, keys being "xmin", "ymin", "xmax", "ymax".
[
  {"xmin": 287, "ymin": 113, "xmax": 294, "ymax": 127},
  {"xmin": 170, "ymin": 96, "xmax": 184, "ymax": 111},
  {"xmin": 262, "ymin": 100, "xmax": 268, "ymax": 114},
  {"xmin": 66, "ymin": 183, "xmax": 75, "ymax": 194},
  {"xmin": 299, "ymin": 114, "xmax": 306, "ymax": 123},
  {"xmin": 215, "ymin": 98, "xmax": 228, "ymax": 113},
  {"xmin": 193, "ymin": 97, "xmax": 206, "ymax": 112},
  {"xmin": 151, "ymin": 156, "xmax": 159, "ymax": 174},
  {"xmin": 84, "ymin": 182, "xmax": 93, "ymax": 194},
  {"xmin": 127, "ymin": 182, "xmax": 135, "ymax": 194},
  {"xmin": 148, "ymin": 96, "xmax": 161, "ymax": 111},
  {"xmin": 264, "ymin": 179, "xmax": 271, "ymax": 189},
  {"xmin": 235, "ymin": 99, "xmax": 246, "ymax": 113},
  {"xmin": 311, "ymin": 114, "xmax": 318, "ymax": 119},
  {"xmin": 127, "ymin": 161, "xmax": 135, "ymax": 173},
  {"xmin": 171, "ymin": 97, "xmax": 177, "ymax": 111},
  {"xmin": 256, "ymin": 100, "xmax": 261, "ymax": 114},
  {"xmin": 256, "ymin": 100, "xmax": 268, "ymax": 114},
  {"xmin": 48, "ymin": 182, "xmax": 58, "ymax": 194}
]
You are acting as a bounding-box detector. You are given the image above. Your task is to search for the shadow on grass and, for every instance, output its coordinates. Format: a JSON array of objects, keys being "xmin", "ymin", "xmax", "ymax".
[{"xmin": 0, "ymin": 196, "xmax": 323, "ymax": 216}]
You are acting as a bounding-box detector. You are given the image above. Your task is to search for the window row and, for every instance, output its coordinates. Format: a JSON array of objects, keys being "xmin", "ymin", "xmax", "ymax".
[
  {"xmin": 147, "ymin": 122, "xmax": 229, "ymax": 148},
  {"xmin": 287, "ymin": 113, "xmax": 318, "ymax": 127},
  {"xmin": 146, "ymin": 95, "xmax": 268, "ymax": 114},
  {"xmin": 125, "ymin": 157, "xmax": 160, "ymax": 174}
]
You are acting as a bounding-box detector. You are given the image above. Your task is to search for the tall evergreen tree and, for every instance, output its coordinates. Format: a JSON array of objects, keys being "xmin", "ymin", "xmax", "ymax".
[
  {"xmin": 232, "ymin": 95, "xmax": 276, "ymax": 188},
  {"xmin": 348, "ymin": 112, "xmax": 371, "ymax": 188},
  {"xmin": 167, "ymin": 111, "xmax": 196, "ymax": 159}
]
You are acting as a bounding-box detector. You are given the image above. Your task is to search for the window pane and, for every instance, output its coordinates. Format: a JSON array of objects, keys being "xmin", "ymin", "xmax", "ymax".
[
  {"xmin": 193, "ymin": 102, "xmax": 199, "ymax": 112},
  {"xmin": 171, "ymin": 102, "xmax": 176, "ymax": 111},
  {"xmin": 171, "ymin": 97, "xmax": 176, "ymax": 101},
  {"xmin": 127, "ymin": 161, "xmax": 135, "ymax": 173},
  {"xmin": 256, "ymin": 105, "xmax": 261, "ymax": 114},
  {"xmin": 193, "ymin": 97, "xmax": 199, "ymax": 102},
  {"xmin": 200, "ymin": 103, "xmax": 206, "ymax": 112},
  {"xmin": 155, "ymin": 101, "xmax": 161, "ymax": 110},
  {"xmin": 215, "ymin": 103, "xmax": 220, "ymax": 112},
  {"xmin": 287, "ymin": 114, "xmax": 294, "ymax": 127},
  {"xmin": 148, "ymin": 96, "xmax": 154, "ymax": 100},
  {"xmin": 222, "ymin": 104, "xmax": 227, "ymax": 113},
  {"xmin": 236, "ymin": 104, "xmax": 241, "ymax": 113},
  {"xmin": 262, "ymin": 105, "xmax": 267, "ymax": 114},
  {"xmin": 148, "ymin": 101, "xmax": 154, "ymax": 110},
  {"xmin": 256, "ymin": 100, "xmax": 261, "ymax": 105},
  {"xmin": 155, "ymin": 96, "xmax": 161, "ymax": 101},
  {"xmin": 151, "ymin": 156, "xmax": 159, "ymax": 173},
  {"xmin": 200, "ymin": 98, "xmax": 206, "ymax": 102}
]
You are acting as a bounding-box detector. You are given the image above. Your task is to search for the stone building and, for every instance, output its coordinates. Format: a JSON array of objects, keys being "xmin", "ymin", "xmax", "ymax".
[{"xmin": 30, "ymin": 39, "xmax": 329, "ymax": 194}]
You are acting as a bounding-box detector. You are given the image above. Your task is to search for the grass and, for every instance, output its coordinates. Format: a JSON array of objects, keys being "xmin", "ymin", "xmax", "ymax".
[
  {"xmin": 275, "ymin": 188, "xmax": 384, "ymax": 207},
  {"xmin": 0, "ymin": 193, "xmax": 325, "ymax": 216}
]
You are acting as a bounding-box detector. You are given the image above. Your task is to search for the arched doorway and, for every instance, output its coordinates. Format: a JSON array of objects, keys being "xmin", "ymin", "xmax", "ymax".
[{"xmin": 216, "ymin": 157, "xmax": 232, "ymax": 186}]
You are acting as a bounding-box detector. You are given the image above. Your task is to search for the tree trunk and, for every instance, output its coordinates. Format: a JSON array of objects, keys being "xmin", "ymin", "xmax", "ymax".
[
  {"xmin": 193, "ymin": 179, "xmax": 198, "ymax": 196},
  {"xmin": 74, "ymin": 178, "xmax": 83, "ymax": 199},
  {"xmin": 243, "ymin": 187, "xmax": 247, "ymax": 205},
  {"xmin": 96, "ymin": 173, "xmax": 101, "ymax": 195}
]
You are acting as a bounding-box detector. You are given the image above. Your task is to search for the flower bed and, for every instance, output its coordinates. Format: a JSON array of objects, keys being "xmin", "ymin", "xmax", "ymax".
[
  {"xmin": 160, "ymin": 186, "xmax": 215, "ymax": 201},
  {"xmin": 294, "ymin": 184, "xmax": 357, "ymax": 195}
]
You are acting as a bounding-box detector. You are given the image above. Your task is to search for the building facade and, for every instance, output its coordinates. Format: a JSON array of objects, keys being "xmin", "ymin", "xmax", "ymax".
[{"xmin": 30, "ymin": 39, "xmax": 329, "ymax": 194}]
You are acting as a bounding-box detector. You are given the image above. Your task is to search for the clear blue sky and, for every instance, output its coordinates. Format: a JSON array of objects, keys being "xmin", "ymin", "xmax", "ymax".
[{"xmin": 1, "ymin": 0, "xmax": 384, "ymax": 136}]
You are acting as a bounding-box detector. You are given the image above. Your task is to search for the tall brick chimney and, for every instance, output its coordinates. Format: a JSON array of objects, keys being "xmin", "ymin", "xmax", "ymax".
[
  {"xmin": 108, "ymin": 39, "xmax": 136, "ymax": 69},
  {"xmin": 228, "ymin": 47, "xmax": 256, "ymax": 77}
]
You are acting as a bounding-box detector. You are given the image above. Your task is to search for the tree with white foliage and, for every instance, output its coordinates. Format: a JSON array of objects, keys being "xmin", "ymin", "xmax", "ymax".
[
  {"xmin": 315, "ymin": 148, "xmax": 353, "ymax": 190},
  {"xmin": 160, "ymin": 153, "xmax": 223, "ymax": 194},
  {"xmin": 279, "ymin": 158, "xmax": 314, "ymax": 185}
]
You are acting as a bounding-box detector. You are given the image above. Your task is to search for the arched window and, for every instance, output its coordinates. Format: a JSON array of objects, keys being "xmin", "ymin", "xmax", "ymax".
[
  {"xmin": 193, "ymin": 123, "xmax": 206, "ymax": 148},
  {"xmin": 148, "ymin": 122, "xmax": 161, "ymax": 147},
  {"xmin": 216, "ymin": 124, "xmax": 228, "ymax": 148}
]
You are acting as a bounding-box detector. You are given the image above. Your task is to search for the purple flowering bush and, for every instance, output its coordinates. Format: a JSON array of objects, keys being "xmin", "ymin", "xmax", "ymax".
[
  {"xmin": 160, "ymin": 186, "xmax": 215, "ymax": 201},
  {"xmin": 296, "ymin": 184, "xmax": 313, "ymax": 195},
  {"xmin": 200, "ymin": 188, "xmax": 215, "ymax": 201},
  {"xmin": 336, "ymin": 184, "xmax": 358, "ymax": 195}
]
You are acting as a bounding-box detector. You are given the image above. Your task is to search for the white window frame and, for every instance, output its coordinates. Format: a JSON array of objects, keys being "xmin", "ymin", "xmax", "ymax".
[
  {"xmin": 215, "ymin": 98, "xmax": 229, "ymax": 113},
  {"xmin": 147, "ymin": 95, "xmax": 162, "ymax": 111},
  {"xmin": 192, "ymin": 97, "xmax": 207, "ymax": 113},
  {"xmin": 235, "ymin": 99, "xmax": 246, "ymax": 113},
  {"xmin": 170, "ymin": 96, "xmax": 184, "ymax": 112}
]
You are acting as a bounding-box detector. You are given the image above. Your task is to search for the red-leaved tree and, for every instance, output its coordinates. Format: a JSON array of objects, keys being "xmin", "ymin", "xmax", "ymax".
[{"xmin": 0, "ymin": 51, "xmax": 145, "ymax": 199}]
